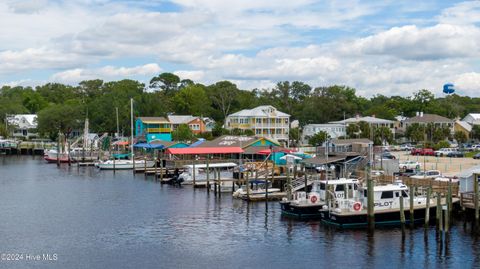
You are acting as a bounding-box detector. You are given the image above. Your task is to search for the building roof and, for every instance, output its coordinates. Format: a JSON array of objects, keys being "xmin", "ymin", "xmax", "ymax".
[
  {"xmin": 150, "ymin": 140, "xmax": 188, "ymax": 148},
  {"xmin": 455, "ymin": 120, "xmax": 472, "ymax": 132},
  {"xmin": 458, "ymin": 165, "xmax": 480, "ymax": 178},
  {"xmin": 464, "ymin": 113, "xmax": 480, "ymax": 120},
  {"xmin": 168, "ymin": 115, "xmax": 197, "ymax": 124},
  {"xmin": 331, "ymin": 138, "xmax": 373, "ymax": 146},
  {"xmin": 7, "ymin": 114, "xmax": 37, "ymax": 129},
  {"xmin": 304, "ymin": 123, "xmax": 346, "ymax": 128},
  {"xmin": 330, "ymin": 116, "xmax": 394, "ymax": 125},
  {"xmin": 302, "ymin": 156, "xmax": 346, "ymax": 166},
  {"xmin": 228, "ymin": 105, "xmax": 290, "ymax": 118},
  {"xmin": 166, "ymin": 147, "xmax": 244, "ymax": 155},
  {"xmin": 200, "ymin": 135, "xmax": 280, "ymax": 148},
  {"xmin": 137, "ymin": 117, "xmax": 169, "ymax": 124},
  {"xmin": 404, "ymin": 114, "xmax": 453, "ymax": 124}
]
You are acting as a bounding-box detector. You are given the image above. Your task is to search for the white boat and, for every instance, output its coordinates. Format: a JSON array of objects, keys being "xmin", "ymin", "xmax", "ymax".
[
  {"xmin": 233, "ymin": 180, "xmax": 281, "ymax": 198},
  {"xmin": 178, "ymin": 162, "xmax": 237, "ymax": 184},
  {"xmin": 95, "ymin": 159, "xmax": 155, "ymax": 170}
]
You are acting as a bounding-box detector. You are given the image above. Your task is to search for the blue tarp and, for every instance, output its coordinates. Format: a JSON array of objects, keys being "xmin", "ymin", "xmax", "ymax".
[
  {"xmin": 133, "ymin": 143, "xmax": 165, "ymax": 149},
  {"xmin": 189, "ymin": 138, "xmax": 205, "ymax": 147}
]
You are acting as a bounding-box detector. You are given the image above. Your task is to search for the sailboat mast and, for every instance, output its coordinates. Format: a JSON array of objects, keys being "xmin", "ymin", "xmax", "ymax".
[
  {"xmin": 116, "ymin": 107, "xmax": 119, "ymax": 138},
  {"xmin": 130, "ymin": 98, "xmax": 134, "ymax": 159}
]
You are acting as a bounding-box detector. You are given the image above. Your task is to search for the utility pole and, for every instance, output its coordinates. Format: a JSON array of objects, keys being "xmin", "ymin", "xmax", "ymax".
[{"xmin": 116, "ymin": 107, "xmax": 120, "ymax": 138}]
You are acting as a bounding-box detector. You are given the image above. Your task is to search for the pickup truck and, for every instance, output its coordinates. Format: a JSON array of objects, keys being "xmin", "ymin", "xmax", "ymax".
[
  {"xmin": 410, "ymin": 170, "xmax": 442, "ymax": 179},
  {"xmin": 411, "ymin": 148, "xmax": 435, "ymax": 156}
]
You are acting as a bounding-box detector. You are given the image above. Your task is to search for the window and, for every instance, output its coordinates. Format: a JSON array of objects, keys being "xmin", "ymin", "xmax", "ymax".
[
  {"xmin": 402, "ymin": 191, "xmax": 409, "ymax": 198},
  {"xmin": 320, "ymin": 183, "xmax": 326, "ymax": 190},
  {"xmin": 335, "ymin": 185, "xmax": 344, "ymax": 192},
  {"xmin": 395, "ymin": 192, "xmax": 400, "ymax": 197},
  {"xmin": 381, "ymin": 191, "xmax": 394, "ymax": 199}
]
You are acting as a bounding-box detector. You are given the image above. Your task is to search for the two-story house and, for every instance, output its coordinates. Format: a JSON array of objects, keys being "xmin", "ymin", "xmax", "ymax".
[{"xmin": 135, "ymin": 117, "xmax": 172, "ymax": 142}]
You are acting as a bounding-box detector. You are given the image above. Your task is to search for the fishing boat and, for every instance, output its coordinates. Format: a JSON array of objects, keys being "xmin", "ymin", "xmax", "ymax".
[
  {"xmin": 280, "ymin": 178, "xmax": 360, "ymax": 219},
  {"xmin": 321, "ymin": 182, "xmax": 438, "ymax": 228},
  {"xmin": 44, "ymin": 149, "xmax": 71, "ymax": 163}
]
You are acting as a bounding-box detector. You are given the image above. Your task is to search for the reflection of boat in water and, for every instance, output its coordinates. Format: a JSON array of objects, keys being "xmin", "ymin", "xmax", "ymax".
[
  {"xmin": 233, "ymin": 180, "xmax": 281, "ymax": 199},
  {"xmin": 280, "ymin": 178, "xmax": 360, "ymax": 219},
  {"xmin": 322, "ymin": 182, "xmax": 441, "ymax": 228},
  {"xmin": 178, "ymin": 162, "xmax": 237, "ymax": 185},
  {"xmin": 95, "ymin": 159, "xmax": 155, "ymax": 170}
]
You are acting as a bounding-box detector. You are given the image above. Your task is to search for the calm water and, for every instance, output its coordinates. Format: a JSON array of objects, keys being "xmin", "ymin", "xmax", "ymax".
[{"xmin": 0, "ymin": 156, "xmax": 479, "ymax": 269}]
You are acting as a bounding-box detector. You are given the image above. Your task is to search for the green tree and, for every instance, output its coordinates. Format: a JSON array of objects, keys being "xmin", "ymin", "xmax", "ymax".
[
  {"xmin": 149, "ymin": 72, "xmax": 180, "ymax": 94},
  {"xmin": 37, "ymin": 102, "xmax": 84, "ymax": 140},
  {"xmin": 346, "ymin": 123, "xmax": 360, "ymax": 138},
  {"xmin": 208, "ymin": 81, "xmax": 239, "ymax": 123},
  {"xmin": 173, "ymin": 84, "xmax": 210, "ymax": 116},
  {"xmin": 471, "ymin": 125, "xmax": 480, "ymax": 140},
  {"xmin": 406, "ymin": 123, "xmax": 425, "ymax": 143},
  {"xmin": 308, "ymin": 131, "xmax": 330, "ymax": 146},
  {"xmin": 373, "ymin": 126, "xmax": 393, "ymax": 145},
  {"xmin": 172, "ymin": 124, "xmax": 194, "ymax": 142}
]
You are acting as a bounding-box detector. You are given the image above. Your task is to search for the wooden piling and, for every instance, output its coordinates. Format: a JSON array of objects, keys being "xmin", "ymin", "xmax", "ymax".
[
  {"xmin": 475, "ymin": 173, "xmax": 479, "ymax": 223},
  {"xmin": 246, "ymin": 172, "xmax": 250, "ymax": 200},
  {"xmin": 436, "ymin": 193, "xmax": 441, "ymax": 229},
  {"xmin": 447, "ymin": 178, "xmax": 452, "ymax": 225},
  {"xmin": 444, "ymin": 207, "xmax": 449, "ymax": 232},
  {"xmin": 160, "ymin": 159, "xmax": 164, "ymax": 182},
  {"xmin": 218, "ymin": 169, "xmax": 221, "ymax": 197},
  {"xmin": 192, "ymin": 160, "xmax": 196, "ymax": 186},
  {"xmin": 144, "ymin": 156, "xmax": 147, "ymax": 178},
  {"xmin": 154, "ymin": 157, "xmax": 158, "ymax": 181},
  {"xmin": 286, "ymin": 165, "xmax": 291, "ymax": 200},
  {"xmin": 409, "ymin": 185, "xmax": 414, "ymax": 225},
  {"xmin": 206, "ymin": 154, "xmax": 210, "ymax": 192},
  {"xmin": 425, "ymin": 186, "xmax": 431, "ymax": 227},
  {"xmin": 400, "ymin": 195, "xmax": 405, "ymax": 225},
  {"xmin": 57, "ymin": 132, "xmax": 61, "ymax": 167},
  {"xmin": 303, "ymin": 164, "xmax": 308, "ymax": 192},
  {"xmin": 367, "ymin": 169, "xmax": 375, "ymax": 229}
]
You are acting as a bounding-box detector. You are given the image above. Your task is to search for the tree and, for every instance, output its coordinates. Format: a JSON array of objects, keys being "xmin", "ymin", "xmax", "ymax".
[
  {"xmin": 172, "ymin": 84, "xmax": 211, "ymax": 116},
  {"xmin": 208, "ymin": 81, "xmax": 238, "ymax": 123},
  {"xmin": 454, "ymin": 131, "xmax": 467, "ymax": 145},
  {"xmin": 149, "ymin": 73, "xmax": 180, "ymax": 94},
  {"xmin": 308, "ymin": 131, "xmax": 330, "ymax": 146},
  {"xmin": 37, "ymin": 102, "xmax": 84, "ymax": 140},
  {"xmin": 172, "ymin": 124, "xmax": 194, "ymax": 142},
  {"xmin": 373, "ymin": 126, "xmax": 393, "ymax": 145},
  {"xmin": 406, "ymin": 123, "xmax": 425, "ymax": 143},
  {"xmin": 289, "ymin": 127, "xmax": 301, "ymax": 146},
  {"xmin": 346, "ymin": 123, "xmax": 360, "ymax": 138},
  {"xmin": 471, "ymin": 125, "xmax": 480, "ymax": 141}
]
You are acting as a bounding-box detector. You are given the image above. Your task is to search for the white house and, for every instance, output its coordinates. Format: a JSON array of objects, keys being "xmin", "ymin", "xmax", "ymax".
[
  {"xmin": 6, "ymin": 114, "xmax": 38, "ymax": 139},
  {"xmin": 225, "ymin": 105, "xmax": 290, "ymax": 143},
  {"xmin": 302, "ymin": 124, "xmax": 346, "ymax": 145},
  {"xmin": 463, "ymin": 113, "xmax": 480, "ymax": 126}
]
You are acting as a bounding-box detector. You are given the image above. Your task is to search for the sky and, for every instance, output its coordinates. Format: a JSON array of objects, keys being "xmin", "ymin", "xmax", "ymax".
[{"xmin": 1, "ymin": 0, "xmax": 480, "ymax": 97}]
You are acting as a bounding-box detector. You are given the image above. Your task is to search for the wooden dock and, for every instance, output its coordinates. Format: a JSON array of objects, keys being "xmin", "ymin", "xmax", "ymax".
[{"xmin": 240, "ymin": 192, "xmax": 287, "ymax": 201}]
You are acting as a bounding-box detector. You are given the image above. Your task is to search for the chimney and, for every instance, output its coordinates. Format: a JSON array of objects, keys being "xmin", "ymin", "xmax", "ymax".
[
  {"xmin": 416, "ymin": 112, "xmax": 419, "ymax": 116},
  {"xmin": 355, "ymin": 114, "xmax": 360, "ymax": 119},
  {"xmin": 420, "ymin": 112, "xmax": 424, "ymax": 117},
  {"xmin": 372, "ymin": 114, "xmax": 376, "ymax": 118}
]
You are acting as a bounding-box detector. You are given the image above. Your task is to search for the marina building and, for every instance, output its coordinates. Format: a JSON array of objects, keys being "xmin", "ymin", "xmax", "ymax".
[
  {"xmin": 301, "ymin": 124, "xmax": 346, "ymax": 145},
  {"xmin": 225, "ymin": 106, "xmax": 290, "ymax": 143}
]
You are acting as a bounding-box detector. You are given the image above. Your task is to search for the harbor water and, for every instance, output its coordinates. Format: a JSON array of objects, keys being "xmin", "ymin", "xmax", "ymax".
[{"xmin": 0, "ymin": 156, "xmax": 479, "ymax": 269}]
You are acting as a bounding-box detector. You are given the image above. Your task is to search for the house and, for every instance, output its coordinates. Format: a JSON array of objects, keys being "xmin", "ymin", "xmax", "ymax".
[
  {"xmin": 330, "ymin": 138, "xmax": 373, "ymax": 153},
  {"xmin": 330, "ymin": 115, "xmax": 395, "ymax": 130},
  {"xmin": 168, "ymin": 115, "xmax": 208, "ymax": 135},
  {"xmin": 135, "ymin": 117, "xmax": 172, "ymax": 142},
  {"xmin": 403, "ymin": 112, "xmax": 454, "ymax": 133},
  {"xmin": 301, "ymin": 124, "xmax": 346, "ymax": 145},
  {"xmin": 225, "ymin": 105, "xmax": 290, "ymax": 143},
  {"xmin": 6, "ymin": 114, "xmax": 38, "ymax": 139},
  {"xmin": 202, "ymin": 117, "xmax": 215, "ymax": 132},
  {"xmin": 454, "ymin": 120, "xmax": 472, "ymax": 140},
  {"xmin": 463, "ymin": 113, "xmax": 480, "ymax": 125}
]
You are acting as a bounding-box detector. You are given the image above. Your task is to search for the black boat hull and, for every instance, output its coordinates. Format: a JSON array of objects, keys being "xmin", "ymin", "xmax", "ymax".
[
  {"xmin": 280, "ymin": 201, "xmax": 325, "ymax": 219},
  {"xmin": 321, "ymin": 206, "xmax": 438, "ymax": 228}
]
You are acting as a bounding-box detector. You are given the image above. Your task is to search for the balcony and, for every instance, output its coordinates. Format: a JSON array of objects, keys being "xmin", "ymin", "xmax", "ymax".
[{"xmin": 146, "ymin": 128, "xmax": 172, "ymax": 133}]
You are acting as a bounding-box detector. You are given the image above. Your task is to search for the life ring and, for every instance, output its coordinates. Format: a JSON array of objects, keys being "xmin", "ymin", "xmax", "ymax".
[
  {"xmin": 310, "ymin": 195, "xmax": 318, "ymax": 204},
  {"xmin": 353, "ymin": 202, "xmax": 362, "ymax": 211}
]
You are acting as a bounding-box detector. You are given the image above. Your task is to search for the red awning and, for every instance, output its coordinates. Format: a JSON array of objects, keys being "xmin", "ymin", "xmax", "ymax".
[
  {"xmin": 113, "ymin": 141, "xmax": 129, "ymax": 146},
  {"xmin": 166, "ymin": 147, "xmax": 244, "ymax": 155},
  {"xmin": 256, "ymin": 148, "xmax": 296, "ymax": 155}
]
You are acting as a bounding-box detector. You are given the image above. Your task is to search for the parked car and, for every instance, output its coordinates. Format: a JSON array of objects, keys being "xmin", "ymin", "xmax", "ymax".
[
  {"xmin": 410, "ymin": 170, "xmax": 442, "ymax": 179},
  {"xmin": 411, "ymin": 148, "xmax": 435, "ymax": 156},
  {"xmin": 473, "ymin": 153, "xmax": 480, "ymax": 159},
  {"xmin": 434, "ymin": 148, "xmax": 457, "ymax": 157},
  {"xmin": 472, "ymin": 145, "xmax": 480, "ymax": 151},
  {"xmin": 400, "ymin": 143, "xmax": 414, "ymax": 151},
  {"xmin": 447, "ymin": 150, "xmax": 465, "ymax": 158},
  {"xmin": 380, "ymin": 151, "xmax": 396, "ymax": 160},
  {"xmin": 399, "ymin": 160, "xmax": 421, "ymax": 170}
]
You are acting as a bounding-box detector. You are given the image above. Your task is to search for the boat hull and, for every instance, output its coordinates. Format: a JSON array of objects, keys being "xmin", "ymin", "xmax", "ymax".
[
  {"xmin": 280, "ymin": 201, "xmax": 325, "ymax": 219},
  {"xmin": 96, "ymin": 160, "xmax": 155, "ymax": 170},
  {"xmin": 321, "ymin": 206, "xmax": 438, "ymax": 228}
]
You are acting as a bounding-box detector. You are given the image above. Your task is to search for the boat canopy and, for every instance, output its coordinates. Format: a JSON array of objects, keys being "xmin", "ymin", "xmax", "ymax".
[
  {"xmin": 166, "ymin": 147, "xmax": 244, "ymax": 155},
  {"xmin": 133, "ymin": 143, "xmax": 165, "ymax": 149}
]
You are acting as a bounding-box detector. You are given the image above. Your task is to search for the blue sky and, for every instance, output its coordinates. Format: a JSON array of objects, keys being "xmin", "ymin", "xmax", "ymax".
[{"xmin": 0, "ymin": 0, "xmax": 480, "ymax": 97}]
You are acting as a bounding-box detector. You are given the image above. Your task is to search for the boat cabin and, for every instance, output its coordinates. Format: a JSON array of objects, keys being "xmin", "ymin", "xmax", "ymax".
[
  {"xmin": 362, "ymin": 183, "xmax": 411, "ymax": 209},
  {"xmin": 315, "ymin": 178, "xmax": 360, "ymax": 200}
]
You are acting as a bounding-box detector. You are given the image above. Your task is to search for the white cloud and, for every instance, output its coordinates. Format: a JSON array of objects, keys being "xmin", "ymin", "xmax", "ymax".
[
  {"xmin": 173, "ymin": 70, "xmax": 205, "ymax": 82},
  {"xmin": 50, "ymin": 63, "xmax": 161, "ymax": 83},
  {"xmin": 454, "ymin": 72, "xmax": 480, "ymax": 95},
  {"xmin": 438, "ymin": 1, "xmax": 480, "ymax": 25}
]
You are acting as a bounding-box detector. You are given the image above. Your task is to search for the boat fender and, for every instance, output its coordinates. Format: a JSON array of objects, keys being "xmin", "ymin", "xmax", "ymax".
[
  {"xmin": 310, "ymin": 195, "xmax": 318, "ymax": 204},
  {"xmin": 353, "ymin": 202, "xmax": 362, "ymax": 211}
]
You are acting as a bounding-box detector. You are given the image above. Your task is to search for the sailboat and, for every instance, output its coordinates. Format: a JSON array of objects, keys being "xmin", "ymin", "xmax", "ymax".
[{"xmin": 95, "ymin": 98, "xmax": 155, "ymax": 170}]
